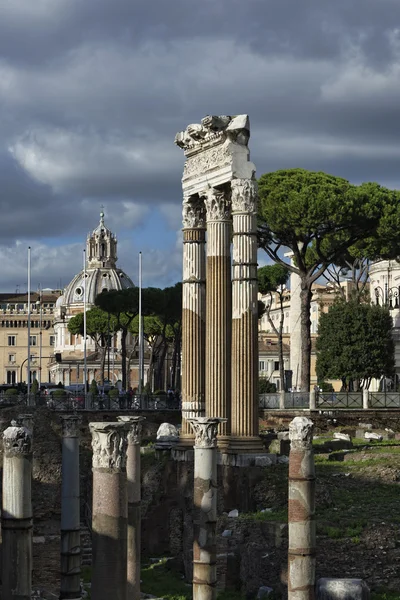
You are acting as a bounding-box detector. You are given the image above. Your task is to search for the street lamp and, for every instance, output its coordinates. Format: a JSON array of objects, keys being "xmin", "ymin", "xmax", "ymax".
[
  {"xmin": 36, "ymin": 291, "xmax": 43, "ymax": 388},
  {"xmin": 375, "ymin": 284, "xmax": 400, "ymax": 310}
]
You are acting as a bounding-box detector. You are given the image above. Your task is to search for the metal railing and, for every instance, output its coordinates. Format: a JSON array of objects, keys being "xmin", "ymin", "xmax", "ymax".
[
  {"xmin": 368, "ymin": 392, "xmax": 400, "ymax": 408},
  {"xmin": 0, "ymin": 392, "xmax": 181, "ymax": 411},
  {"xmin": 316, "ymin": 392, "xmax": 363, "ymax": 409},
  {"xmin": 284, "ymin": 392, "xmax": 310, "ymax": 409}
]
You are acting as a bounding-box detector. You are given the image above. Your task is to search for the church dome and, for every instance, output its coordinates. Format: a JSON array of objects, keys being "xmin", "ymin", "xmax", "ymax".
[{"xmin": 61, "ymin": 212, "xmax": 134, "ymax": 307}]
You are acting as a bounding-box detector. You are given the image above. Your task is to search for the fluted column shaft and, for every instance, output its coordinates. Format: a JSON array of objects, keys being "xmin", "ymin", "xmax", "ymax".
[
  {"xmin": 231, "ymin": 179, "xmax": 261, "ymax": 450},
  {"xmin": 204, "ymin": 188, "xmax": 231, "ymax": 442},
  {"xmin": 181, "ymin": 197, "xmax": 206, "ymax": 440},
  {"xmin": 288, "ymin": 417, "xmax": 316, "ymax": 600},
  {"xmin": 60, "ymin": 416, "xmax": 81, "ymax": 600},
  {"xmin": 2, "ymin": 423, "xmax": 33, "ymax": 600},
  {"xmin": 89, "ymin": 422, "xmax": 129, "ymax": 600}
]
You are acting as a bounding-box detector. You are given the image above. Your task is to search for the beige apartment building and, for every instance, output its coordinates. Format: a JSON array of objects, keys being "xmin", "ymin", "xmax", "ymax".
[{"xmin": 0, "ymin": 290, "xmax": 61, "ymax": 386}]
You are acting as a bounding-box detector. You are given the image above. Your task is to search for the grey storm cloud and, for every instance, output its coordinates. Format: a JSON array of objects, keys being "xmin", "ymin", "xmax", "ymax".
[{"xmin": 1, "ymin": 0, "xmax": 400, "ymax": 290}]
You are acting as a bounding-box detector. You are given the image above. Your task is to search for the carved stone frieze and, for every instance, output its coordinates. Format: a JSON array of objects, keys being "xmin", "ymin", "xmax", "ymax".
[
  {"xmin": 183, "ymin": 143, "xmax": 231, "ymax": 179},
  {"xmin": 182, "ymin": 196, "xmax": 206, "ymax": 229},
  {"xmin": 203, "ymin": 188, "xmax": 231, "ymax": 221},
  {"xmin": 117, "ymin": 416, "xmax": 145, "ymax": 445},
  {"xmin": 89, "ymin": 422, "xmax": 128, "ymax": 470},
  {"xmin": 231, "ymin": 179, "xmax": 258, "ymax": 214},
  {"xmin": 187, "ymin": 417, "xmax": 227, "ymax": 448},
  {"xmin": 3, "ymin": 425, "xmax": 32, "ymax": 456},
  {"xmin": 60, "ymin": 415, "xmax": 81, "ymax": 438},
  {"xmin": 289, "ymin": 417, "xmax": 314, "ymax": 450}
]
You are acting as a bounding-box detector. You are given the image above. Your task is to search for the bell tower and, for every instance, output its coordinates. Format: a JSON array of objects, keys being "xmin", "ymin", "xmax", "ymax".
[{"xmin": 86, "ymin": 211, "xmax": 118, "ymax": 269}]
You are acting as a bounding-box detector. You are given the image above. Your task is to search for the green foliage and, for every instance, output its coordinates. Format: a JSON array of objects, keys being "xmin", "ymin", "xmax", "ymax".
[
  {"xmin": 153, "ymin": 389, "xmax": 166, "ymax": 395},
  {"xmin": 52, "ymin": 389, "xmax": 67, "ymax": 398},
  {"xmin": 68, "ymin": 307, "xmax": 117, "ymax": 341},
  {"xmin": 5, "ymin": 388, "xmax": 18, "ymax": 396},
  {"xmin": 108, "ymin": 388, "xmax": 119, "ymax": 399},
  {"xmin": 259, "ymin": 378, "xmax": 277, "ymax": 393},
  {"xmin": 258, "ymin": 264, "xmax": 289, "ymax": 294},
  {"xmin": 31, "ymin": 379, "xmax": 39, "ymax": 395},
  {"xmin": 89, "ymin": 379, "xmax": 98, "ymax": 395},
  {"xmin": 140, "ymin": 559, "xmax": 191, "ymax": 600},
  {"xmin": 316, "ymin": 301, "xmax": 395, "ymax": 384},
  {"xmin": 318, "ymin": 381, "xmax": 334, "ymax": 392}
]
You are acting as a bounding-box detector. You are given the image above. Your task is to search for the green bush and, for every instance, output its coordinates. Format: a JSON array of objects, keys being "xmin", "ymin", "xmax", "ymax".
[
  {"xmin": 31, "ymin": 379, "xmax": 39, "ymax": 395},
  {"xmin": 52, "ymin": 389, "xmax": 67, "ymax": 398},
  {"xmin": 5, "ymin": 388, "xmax": 18, "ymax": 396},
  {"xmin": 89, "ymin": 379, "xmax": 98, "ymax": 395},
  {"xmin": 259, "ymin": 378, "xmax": 277, "ymax": 393},
  {"xmin": 318, "ymin": 381, "xmax": 334, "ymax": 392},
  {"xmin": 108, "ymin": 388, "xmax": 119, "ymax": 399},
  {"xmin": 153, "ymin": 389, "xmax": 166, "ymax": 396}
]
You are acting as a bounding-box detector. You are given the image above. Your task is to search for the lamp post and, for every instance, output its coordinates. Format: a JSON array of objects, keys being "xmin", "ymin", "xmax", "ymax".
[
  {"xmin": 36, "ymin": 289, "xmax": 43, "ymax": 389},
  {"xmin": 375, "ymin": 284, "xmax": 400, "ymax": 310}
]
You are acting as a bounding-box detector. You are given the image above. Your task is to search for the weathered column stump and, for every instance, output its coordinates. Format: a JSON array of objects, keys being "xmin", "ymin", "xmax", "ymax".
[
  {"xmin": 2, "ymin": 422, "xmax": 33, "ymax": 600},
  {"xmin": 188, "ymin": 417, "xmax": 226, "ymax": 600},
  {"xmin": 89, "ymin": 422, "xmax": 129, "ymax": 600},
  {"xmin": 60, "ymin": 415, "xmax": 81, "ymax": 600},
  {"xmin": 117, "ymin": 416, "xmax": 145, "ymax": 600},
  {"xmin": 288, "ymin": 416, "xmax": 315, "ymax": 600},
  {"xmin": 316, "ymin": 578, "xmax": 370, "ymax": 600}
]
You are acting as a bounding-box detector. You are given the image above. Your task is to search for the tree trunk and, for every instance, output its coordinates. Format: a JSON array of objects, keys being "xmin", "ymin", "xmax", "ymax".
[
  {"xmin": 155, "ymin": 343, "xmax": 168, "ymax": 390},
  {"xmin": 300, "ymin": 279, "xmax": 313, "ymax": 391},
  {"xmin": 126, "ymin": 339, "xmax": 138, "ymax": 389},
  {"xmin": 100, "ymin": 346, "xmax": 107, "ymax": 386},
  {"xmin": 170, "ymin": 329, "xmax": 181, "ymax": 390},
  {"xmin": 121, "ymin": 329, "xmax": 127, "ymax": 391},
  {"xmin": 278, "ymin": 298, "xmax": 285, "ymax": 391}
]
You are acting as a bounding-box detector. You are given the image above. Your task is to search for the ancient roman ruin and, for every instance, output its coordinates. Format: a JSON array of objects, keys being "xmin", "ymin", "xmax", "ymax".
[
  {"xmin": 0, "ymin": 114, "xmax": 376, "ymax": 599},
  {"xmin": 176, "ymin": 115, "xmax": 262, "ymax": 453}
]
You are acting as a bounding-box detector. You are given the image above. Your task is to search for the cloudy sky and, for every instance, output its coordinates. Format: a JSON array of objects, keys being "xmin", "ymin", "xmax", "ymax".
[{"xmin": 1, "ymin": 0, "xmax": 400, "ymax": 292}]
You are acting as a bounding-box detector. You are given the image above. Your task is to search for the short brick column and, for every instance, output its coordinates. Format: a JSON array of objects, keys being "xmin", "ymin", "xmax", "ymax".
[
  {"xmin": 288, "ymin": 416, "xmax": 316, "ymax": 600},
  {"xmin": 2, "ymin": 422, "xmax": 33, "ymax": 600},
  {"xmin": 118, "ymin": 415, "xmax": 145, "ymax": 600},
  {"xmin": 188, "ymin": 417, "xmax": 226, "ymax": 600},
  {"xmin": 89, "ymin": 422, "xmax": 129, "ymax": 600}
]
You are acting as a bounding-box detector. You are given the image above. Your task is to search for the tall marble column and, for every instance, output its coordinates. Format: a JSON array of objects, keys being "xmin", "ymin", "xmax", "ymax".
[
  {"xmin": 117, "ymin": 416, "xmax": 145, "ymax": 600},
  {"xmin": 204, "ymin": 187, "xmax": 231, "ymax": 445},
  {"xmin": 89, "ymin": 422, "xmax": 129, "ymax": 600},
  {"xmin": 181, "ymin": 195, "xmax": 207, "ymax": 443},
  {"xmin": 60, "ymin": 415, "xmax": 81, "ymax": 600},
  {"xmin": 188, "ymin": 417, "xmax": 226, "ymax": 600},
  {"xmin": 230, "ymin": 178, "xmax": 263, "ymax": 452},
  {"xmin": 2, "ymin": 422, "xmax": 33, "ymax": 600},
  {"xmin": 288, "ymin": 417, "xmax": 316, "ymax": 600}
]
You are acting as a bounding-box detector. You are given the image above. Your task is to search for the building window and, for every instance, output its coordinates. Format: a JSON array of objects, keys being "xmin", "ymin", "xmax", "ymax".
[
  {"xmin": 259, "ymin": 360, "xmax": 266, "ymax": 372},
  {"xmin": 30, "ymin": 336, "xmax": 37, "ymax": 346},
  {"xmin": 49, "ymin": 335, "xmax": 55, "ymax": 346},
  {"xmin": 6, "ymin": 370, "xmax": 16, "ymax": 384},
  {"xmin": 8, "ymin": 336, "xmax": 16, "ymax": 346},
  {"xmin": 274, "ymin": 361, "xmax": 279, "ymax": 371},
  {"xmin": 8, "ymin": 354, "xmax": 15, "ymax": 364}
]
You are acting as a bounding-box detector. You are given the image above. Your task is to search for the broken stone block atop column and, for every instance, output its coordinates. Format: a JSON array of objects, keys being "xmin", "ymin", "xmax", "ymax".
[
  {"xmin": 317, "ymin": 578, "xmax": 370, "ymax": 600},
  {"xmin": 155, "ymin": 422, "xmax": 179, "ymax": 449},
  {"xmin": 333, "ymin": 432, "xmax": 351, "ymax": 442}
]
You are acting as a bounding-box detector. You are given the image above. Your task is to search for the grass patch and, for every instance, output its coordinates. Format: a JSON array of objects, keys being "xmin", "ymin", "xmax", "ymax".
[
  {"xmin": 239, "ymin": 508, "xmax": 287, "ymax": 523},
  {"xmin": 141, "ymin": 559, "xmax": 192, "ymax": 600},
  {"xmin": 371, "ymin": 593, "xmax": 400, "ymax": 600}
]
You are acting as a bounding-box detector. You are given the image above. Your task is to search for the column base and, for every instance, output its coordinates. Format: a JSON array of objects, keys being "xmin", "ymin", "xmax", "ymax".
[{"xmin": 227, "ymin": 436, "xmax": 266, "ymax": 454}]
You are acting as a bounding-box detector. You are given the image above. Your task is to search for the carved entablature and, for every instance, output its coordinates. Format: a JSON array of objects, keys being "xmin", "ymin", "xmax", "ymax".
[
  {"xmin": 117, "ymin": 416, "xmax": 145, "ymax": 445},
  {"xmin": 175, "ymin": 115, "xmax": 255, "ymax": 196},
  {"xmin": 3, "ymin": 425, "xmax": 32, "ymax": 456},
  {"xmin": 289, "ymin": 417, "xmax": 314, "ymax": 450},
  {"xmin": 182, "ymin": 195, "xmax": 207, "ymax": 229},
  {"xmin": 231, "ymin": 179, "xmax": 258, "ymax": 214},
  {"xmin": 202, "ymin": 187, "xmax": 231, "ymax": 221},
  {"xmin": 89, "ymin": 422, "xmax": 128, "ymax": 470},
  {"xmin": 187, "ymin": 417, "xmax": 227, "ymax": 449}
]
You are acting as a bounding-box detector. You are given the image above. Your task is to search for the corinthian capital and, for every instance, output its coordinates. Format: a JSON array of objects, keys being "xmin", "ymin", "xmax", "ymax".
[
  {"xmin": 187, "ymin": 417, "xmax": 227, "ymax": 448},
  {"xmin": 289, "ymin": 417, "xmax": 314, "ymax": 450},
  {"xmin": 60, "ymin": 415, "xmax": 81, "ymax": 438},
  {"xmin": 182, "ymin": 196, "xmax": 206, "ymax": 229},
  {"xmin": 202, "ymin": 188, "xmax": 231, "ymax": 221},
  {"xmin": 3, "ymin": 425, "xmax": 32, "ymax": 456},
  {"xmin": 89, "ymin": 422, "xmax": 128, "ymax": 470},
  {"xmin": 117, "ymin": 416, "xmax": 145, "ymax": 445},
  {"xmin": 231, "ymin": 179, "xmax": 258, "ymax": 214}
]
